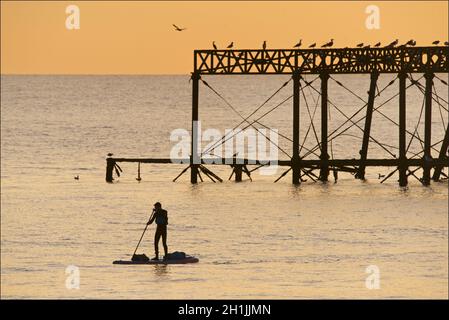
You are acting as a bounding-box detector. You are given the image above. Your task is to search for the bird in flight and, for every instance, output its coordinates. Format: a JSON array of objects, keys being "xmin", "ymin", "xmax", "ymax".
[
  {"xmin": 262, "ymin": 41, "xmax": 267, "ymax": 50},
  {"xmin": 173, "ymin": 24, "xmax": 187, "ymax": 32},
  {"xmin": 374, "ymin": 42, "xmax": 381, "ymax": 47},
  {"xmin": 212, "ymin": 41, "xmax": 218, "ymax": 50},
  {"xmin": 432, "ymin": 40, "xmax": 440, "ymax": 45},
  {"xmin": 107, "ymin": 153, "xmax": 114, "ymax": 157},
  {"xmin": 227, "ymin": 42, "xmax": 234, "ymax": 49},
  {"xmin": 294, "ymin": 39, "xmax": 302, "ymax": 48},
  {"xmin": 308, "ymin": 42, "xmax": 316, "ymax": 48},
  {"xmin": 356, "ymin": 43, "xmax": 364, "ymax": 48},
  {"xmin": 386, "ymin": 39, "xmax": 399, "ymax": 48},
  {"xmin": 321, "ymin": 39, "xmax": 334, "ymax": 48}
]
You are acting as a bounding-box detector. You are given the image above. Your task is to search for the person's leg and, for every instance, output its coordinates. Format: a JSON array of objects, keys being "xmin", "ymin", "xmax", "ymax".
[
  {"xmin": 154, "ymin": 228, "xmax": 162, "ymax": 259},
  {"xmin": 161, "ymin": 226, "xmax": 168, "ymax": 257}
]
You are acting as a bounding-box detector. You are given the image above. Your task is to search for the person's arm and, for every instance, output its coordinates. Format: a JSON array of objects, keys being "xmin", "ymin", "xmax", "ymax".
[{"xmin": 147, "ymin": 210, "xmax": 156, "ymax": 225}]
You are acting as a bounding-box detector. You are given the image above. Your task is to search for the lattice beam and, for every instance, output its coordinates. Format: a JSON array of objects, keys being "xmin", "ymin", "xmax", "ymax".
[{"xmin": 194, "ymin": 47, "xmax": 449, "ymax": 75}]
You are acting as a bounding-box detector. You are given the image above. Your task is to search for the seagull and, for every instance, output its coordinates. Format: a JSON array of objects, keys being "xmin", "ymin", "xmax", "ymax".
[
  {"xmin": 374, "ymin": 42, "xmax": 381, "ymax": 47},
  {"xmin": 386, "ymin": 39, "xmax": 399, "ymax": 47},
  {"xmin": 356, "ymin": 43, "xmax": 364, "ymax": 48},
  {"xmin": 212, "ymin": 41, "xmax": 217, "ymax": 50},
  {"xmin": 227, "ymin": 42, "xmax": 234, "ymax": 49},
  {"xmin": 405, "ymin": 39, "xmax": 416, "ymax": 46},
  {"xmin": 262, "ymin": 41, "xmax": 267, "ymax": 50},
  {"xmin": 363, "ymin": 44, "xmax": 371, "ymax": 49},
  {"xmin": 445, "ymin": 41, "xmax": 449, "ymax": 46},
  {"xmin": 321, "ymin": 39, "xmax": 334, "ymax": 48},
  {"xmin": 74, "ymin": 175, "xmax": 79, "ymax": 180},
  {"xmin": 172, "ymin": 24, "xmax": 186, "ymax": 32},
  {"xmin": 432, "ymin": 40, "xmax": 440, "ymax": 45},
  {"xmin": 308, "ymin": 42, "xmax": 316, "ymax": 48},
  {"xmin": 107, "ymin": 153, "xmax": 113, "ymax": 157},
  {"xmin": 294, "ymin": 39, "xmax": 302, "ymax": 48}
]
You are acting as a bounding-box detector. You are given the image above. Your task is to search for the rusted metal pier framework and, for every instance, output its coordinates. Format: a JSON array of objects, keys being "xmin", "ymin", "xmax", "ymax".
[{"xmin": 106, "ymin": 46, "xmax": 449, "ymax": 186}]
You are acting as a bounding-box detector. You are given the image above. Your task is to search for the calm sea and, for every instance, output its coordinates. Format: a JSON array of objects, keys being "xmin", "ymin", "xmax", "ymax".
[{"xmin": 1, "ymin": 75, "xmax": 447, "ymax": 298}]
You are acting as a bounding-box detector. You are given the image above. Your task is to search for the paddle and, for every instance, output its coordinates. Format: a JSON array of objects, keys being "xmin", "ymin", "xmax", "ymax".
[{"xmin": 131, "ymin": 209, "xmax": 155, "ymax": 259}]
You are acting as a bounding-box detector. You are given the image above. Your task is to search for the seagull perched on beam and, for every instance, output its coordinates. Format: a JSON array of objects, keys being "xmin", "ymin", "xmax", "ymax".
[
  {"xmin": 308, "ymin": 42, "xmax": 316, "ymax": 48},
  {"xmin": 374, "ymin": 42, "xmax": 381, "ymax": 47},
  {"xmin": 363, "ymin": 44, "xmax": 371, "ymax": 48},
  {"xmin": 227, "ymin": 42, "xmax": 234, "ymax": 49},
  {"xmin": 294, "ymin": 39, "xmax": 302, "ymax": 48},
  {"xmin": 321, "ymin": 39, "xmax": 334, "ymax": 48},
  {"xmin": 212, "ymin": 41, "xmax": 217, "ymax": 50},
  {"xmin": 386, "ymin": 39, "xmax": 399, "ymax": 47},
  {"xmin": 432, "ymin": 40, "xmax": 440, "ymax": 45},
  {"xmin": 405, "ymin": 39, "xmax": 416, "ymax": 46},
  {"xmin": 172, "ymin": 24, "xmax": 187, "ymax": 32},
  {"xmin": 356, "ymin": 42, "xmax": 364, "ymax": 48}
]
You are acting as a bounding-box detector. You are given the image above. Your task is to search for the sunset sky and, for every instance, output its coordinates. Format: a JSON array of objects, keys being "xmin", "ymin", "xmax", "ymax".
[{"xmin": 1, "ymin": 1, "xmax": 448, "ymax": 74}]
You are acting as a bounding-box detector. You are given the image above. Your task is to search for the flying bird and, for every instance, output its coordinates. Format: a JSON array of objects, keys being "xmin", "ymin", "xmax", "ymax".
[
  {"xmin": 374, "ymin": 42, "xmax": 381, "ymax": 47},
  {"xmin": 321, "ymin": 39, "xmax": 334, "ymax": 48},
  {"xmin": 308, "ymin": 42, "xmax": 316, "ymax": 48},
  {"xmin": 212, "ymin": 41, "xmax": 217, "ymax": 50},
  {"xmin": 172, "ymin": 24, "xmax": 187, "ymax": 32},
  {"xmin": 294, "ymin": 39, "xmax": 302, "ymax": 48},
  {"xmin": 356, "ymin": 43, "xmax": 364, "ymax": 48},
  {"xmin": 107, "ymin": 153, "xmax": 114, "ymax": 157},
  {"xmin": 227, "ymin": 42, "xmax": 234, "ymax": 49},
  {"xmin": 386, "ymin": 39, "xmax": 399, "ymax": 47},
  {"xmin": 432, "ymin": 40, "xmax": 440, "ymax": 45},
  {"xmin": 262, "ymin": 41, "xmax": 267, "ymax": 50}
]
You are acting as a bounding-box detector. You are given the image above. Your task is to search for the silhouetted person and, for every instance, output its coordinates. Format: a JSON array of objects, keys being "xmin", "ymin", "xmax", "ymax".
[{"xmin": 147, "ymin": 202, "xmax": 168, "ymax": 260}]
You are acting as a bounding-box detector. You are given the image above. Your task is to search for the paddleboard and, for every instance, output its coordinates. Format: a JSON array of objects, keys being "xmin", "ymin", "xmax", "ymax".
[{"xmin": 113, "ymin": 256, "xmax": 199, "ymax": 265}]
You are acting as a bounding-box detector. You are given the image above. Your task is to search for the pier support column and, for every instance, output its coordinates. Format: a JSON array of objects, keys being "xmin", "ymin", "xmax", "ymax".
[
  {"xmin": 106, "ymin": 157, "xmax": 115, "ymax": 183},
  {"xmin": 432, "ymin": 125, "xmax": 449, "ymax": 182},
  {"xmin": 292, "ymin": 71, "xmax": 301, "ymax": 184},
  {"xmin": 319, "ymin": 72, "xmax": 329, "ymax": 182},
  {"xmin": 422, "ymin": 72, "xmax": 434, "ymax": 185},
  {"xmin": 190, "ymin": 71, "xmax": 200, "ymax": 183},
  {"xmin": 234, "ymin": 165, "xmax": 243, "ymax": 182},
  {"xmin": 398, "ymin": 72, "xmax": 408, "ymax": 186},
  {"xmin": 356, "ymin": 71, "xmax": 379, "ymax": 180}
]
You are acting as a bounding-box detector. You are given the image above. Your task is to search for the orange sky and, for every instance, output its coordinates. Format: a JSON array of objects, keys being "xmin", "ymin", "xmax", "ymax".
[{"xmin": 1, "ymin": 1, "xmax": 448, "ymax": 74}]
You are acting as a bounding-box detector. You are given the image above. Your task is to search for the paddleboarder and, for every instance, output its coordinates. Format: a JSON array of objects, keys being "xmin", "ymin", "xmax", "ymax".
[{"xmin": 147, "ymin": 202, "xmax": 168, "ymax": 260}]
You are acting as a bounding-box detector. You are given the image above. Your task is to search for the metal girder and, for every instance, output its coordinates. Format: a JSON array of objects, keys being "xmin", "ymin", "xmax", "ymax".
[{"xmin": 194, "ymin": 47, "xmax": 449, "ymax": 75}]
